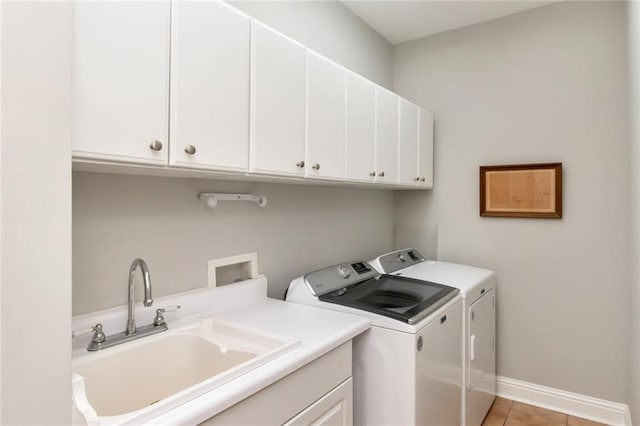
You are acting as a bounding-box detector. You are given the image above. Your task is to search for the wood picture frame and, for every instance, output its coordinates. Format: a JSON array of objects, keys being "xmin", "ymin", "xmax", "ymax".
[{"xmin": 479, "ymin": 162, "xmax": 562, "ymax": 218}]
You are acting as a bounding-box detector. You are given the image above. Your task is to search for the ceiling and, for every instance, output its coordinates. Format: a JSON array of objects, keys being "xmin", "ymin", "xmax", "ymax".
[{"xmin": 341, "ymin": 1, "xmax": 558, "ymax": 45}]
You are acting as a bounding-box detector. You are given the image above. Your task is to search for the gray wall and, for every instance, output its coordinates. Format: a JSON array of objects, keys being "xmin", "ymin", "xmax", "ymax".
[
  {"xmin": 230, "ymin": 1, "xmax": 393, "ymax": 89},
  {"xmin": 394, "ymin": 1, "xmax": 630, "ymax": 403},
  {"xmin": 73, "ymin": 174, "xmax": 394, "ymax": 314},
  {"xmin": 628, "ymin": 1, "xmax": 639, "ymax": 421},
  {"xmin": 1, "ymin": 2, "xmax": 72, "ymax": 423}
]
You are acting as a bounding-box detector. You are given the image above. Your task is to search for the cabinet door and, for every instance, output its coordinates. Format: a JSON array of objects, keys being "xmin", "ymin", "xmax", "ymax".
[
  {"xmin": 284, "ymin": 378, "xmax": 353, "ymax": 426},
  {"xmin": 306, "ymin": 52, "xmax": 345, "ymax": 181},
  {"xmin": 374, "ymin": 88, "xmax": 399, "ymax": 184},
  {"xmin": 345, "ymin": 73, "xmax": 376, "ymax": 183},
  {"xmin": 170, "ymin": 1, "xmax": 250, "ymax": 171},
  {"xmin": 72, "ymin": 1, "xmax": 170, "ymax": 165},
  {"xmin": 397, "ymin": 99, "xmax": 419, "ymax": 186},
  {"xmin": 250, "ymin": 22, "xmax": 306, "ymax": 177},
  {"xmin": 418, "ymin": 109, "xmax": 434, "ymax": 188}
]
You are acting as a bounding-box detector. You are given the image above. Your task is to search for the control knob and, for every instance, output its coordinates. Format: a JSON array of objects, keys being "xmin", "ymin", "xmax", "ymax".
[{"xmin": 337, "ymin": 265, "xmax": 351, "ymax": 279}]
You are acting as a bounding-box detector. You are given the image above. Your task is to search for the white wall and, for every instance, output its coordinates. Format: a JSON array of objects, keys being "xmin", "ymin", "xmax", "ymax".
[
  {"xmin": 628, "ymin": 1, "xmax": 640, "ymax": 421},
  {"xmin": 73, "ymin": 173, "xmax": 394, "ymax": 314},
  {"xmin": 230, "ymin": 1, "xmax": 393, "ymax": 88},
  {"xmin": 1, "ymin": 2, "xmax": 72, "ymax": 423},
  {"xmin": 394, "ymin": 1, "xmax": 630, "ymax": 403},
  {"xmin": 0, "ymin": 2, "xmax": 4, "ymax": 419}
]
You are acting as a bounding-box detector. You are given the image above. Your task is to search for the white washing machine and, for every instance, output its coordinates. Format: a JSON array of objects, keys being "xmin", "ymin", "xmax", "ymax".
[
  {"xmin": 286, "ymin": 260, "xmax": 463, "ymax": 426},
  {"xmin": 370, "ymin": 248, "xmax": 496, "ymax": 426}
]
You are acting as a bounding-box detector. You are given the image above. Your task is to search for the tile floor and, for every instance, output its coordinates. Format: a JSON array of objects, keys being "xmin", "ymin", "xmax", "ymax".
[{"xmin": 481, "ymin": 397, "xmax": 607, "ymax": 426}]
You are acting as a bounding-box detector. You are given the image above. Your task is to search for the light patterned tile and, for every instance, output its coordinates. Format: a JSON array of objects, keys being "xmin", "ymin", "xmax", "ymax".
[
  {"xmin": 509, "ymin": 401, "xmax": 568, "ymax": 424},
  {"xmin": 504, "ymin": 408, "xmax": 566, "ymax": 426},
  {"xmin": 567, "ymin": 415, "xmax": 607, "ymax": 426},
  {"xmin": 482, "ymin": 404, "xmax": 509, "ymax": 426},
  {"xmin": 493, "ymin": 397, "xmax": 513, "ymax": 410}
]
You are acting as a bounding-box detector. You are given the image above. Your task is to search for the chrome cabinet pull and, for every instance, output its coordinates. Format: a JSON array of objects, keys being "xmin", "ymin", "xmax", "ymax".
[
  {"xmin": 312, "ymin": 163, "xmax": 320, "ymax": 170},
  {"xmin": 369, "ymin": 171, "xmax": 376, "ymax": 177},
  {"xmin": 296, "ymin": 161, "xmax": 305, "ymax": 168},
  {"xmin": 378, "ymin": 171, "xmax": 385, "ymax": 177},
  {"xmin": 414, "ymin": 177, "xmax": 420, "ymax": 182},
  {"xmin": 184, "ymin": 145, "xmax": 196, "ymax": 155},
  {"xmin": 149, "ymin": 140, "xmax": 163, "ymax": 151},
  {"xmin": 420, "ymin": 177, "xmax": 426, "ymax": 182}
]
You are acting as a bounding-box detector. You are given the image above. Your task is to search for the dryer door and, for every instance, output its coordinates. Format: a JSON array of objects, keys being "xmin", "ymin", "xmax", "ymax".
[{"xmin": 467, "ymin": 290, "xmax": 496, "ymax": 426}]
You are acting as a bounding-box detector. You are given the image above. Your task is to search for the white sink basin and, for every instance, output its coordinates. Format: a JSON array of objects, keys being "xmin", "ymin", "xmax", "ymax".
[{"xmin": 72, "ymin": 316, "xmax": 300, "ymax": 425}]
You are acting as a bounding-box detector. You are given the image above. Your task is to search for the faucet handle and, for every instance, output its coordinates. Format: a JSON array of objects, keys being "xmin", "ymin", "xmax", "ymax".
[
  {"xmin": 91, "ymin": 323, "xmax": 106, "ymax": 344},
  {"xmin": 153, "ymin": 305, "xmax": 181, "ymax": 326}
]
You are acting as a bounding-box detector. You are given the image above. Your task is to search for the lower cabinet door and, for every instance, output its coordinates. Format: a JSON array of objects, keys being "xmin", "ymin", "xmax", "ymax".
[{"xmin": 284, "ymin": 378, "xmax": 353, "ymax": 426}]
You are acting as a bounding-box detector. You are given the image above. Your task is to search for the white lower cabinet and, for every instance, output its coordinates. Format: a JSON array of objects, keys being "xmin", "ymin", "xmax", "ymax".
[
  {"xmin": 284, "ymin": 378, "xmax": 352, "ymax": 426},
  {"xmin": 201, "ymin": 342, "xmax": 352, "ymax": 426}
]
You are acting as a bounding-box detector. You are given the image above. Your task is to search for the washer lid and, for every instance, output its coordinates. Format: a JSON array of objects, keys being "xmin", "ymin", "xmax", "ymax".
[{"xmin": 318, "ymin": 274, "xmax": 459, "ymax": 324}]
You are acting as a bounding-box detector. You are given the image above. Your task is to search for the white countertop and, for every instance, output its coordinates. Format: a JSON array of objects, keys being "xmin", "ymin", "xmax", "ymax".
[{"xmin": 71, "ymin": 277, "xmax": 370, "ymax": 425}]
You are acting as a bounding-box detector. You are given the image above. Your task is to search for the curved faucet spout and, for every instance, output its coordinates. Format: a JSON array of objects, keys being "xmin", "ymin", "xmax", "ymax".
[{"xmin": 126, "ymin": 258, "xmax": 153, "ymax": 335}]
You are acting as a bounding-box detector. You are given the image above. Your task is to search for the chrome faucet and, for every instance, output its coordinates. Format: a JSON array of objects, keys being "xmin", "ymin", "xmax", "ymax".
[
  {"xmin": 86, "ymin": 258, "xmax": 180, "ymax": 351},
  {"xmin": 126, "ymin": 258, "xmax": 153, "ymax": 335}
]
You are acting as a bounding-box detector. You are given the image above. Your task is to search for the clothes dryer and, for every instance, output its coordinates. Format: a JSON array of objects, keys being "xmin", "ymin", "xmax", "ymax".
[{"xmin": 370, "ymin": 248, "xmax": 496, "ymax": 426}]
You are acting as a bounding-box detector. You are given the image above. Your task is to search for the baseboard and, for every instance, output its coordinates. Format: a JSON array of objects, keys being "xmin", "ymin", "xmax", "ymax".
[{"xmin": 496, "ymin": 375, "xmax": 631, "ymax": 426}]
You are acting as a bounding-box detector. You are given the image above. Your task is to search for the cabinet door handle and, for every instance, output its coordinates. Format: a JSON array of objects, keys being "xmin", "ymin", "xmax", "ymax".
[
  {"xmin": 420, "ymin": 177, "xmax": 426, "ymax": 182},
  {"xmin": 149, "ymin": 140, "xmax": 163, "ymax": 151},
  {"xmin": 378, "ymin": 171, "xmax": 385, "ymax": 177},
  {"xmin": 414, "ymin": 177, "xmax": 420, "ymax": 182},
  {"xmin": 184, "ymin": 145, "xmax": 196, "ymax": 155},
  {"xmin": 296, "ymin": 161, "xmax": 305, "ymax": 168},
  {"xmin": 312, "ymin": 163, "xmax": 320, "ymax": 170},
  {"xmin": 369, "ymin": 171, "xmax": 376, "ymax": 177}
]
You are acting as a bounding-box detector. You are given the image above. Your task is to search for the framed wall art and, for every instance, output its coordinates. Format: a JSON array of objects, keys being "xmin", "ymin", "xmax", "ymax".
[{"xmin": 479, "ymin": 162, "xmax": 562, "ymax": 218}]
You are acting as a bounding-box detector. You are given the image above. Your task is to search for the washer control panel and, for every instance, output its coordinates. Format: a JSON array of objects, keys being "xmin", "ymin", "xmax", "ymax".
[{"xmin": 304, "ymin": 261, "xmax": 377, "ymax": 296}]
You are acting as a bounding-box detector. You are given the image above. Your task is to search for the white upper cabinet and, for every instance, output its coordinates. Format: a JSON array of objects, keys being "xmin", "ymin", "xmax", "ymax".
[
  {"xmin": 374, "ymin": 88, "xmax": 399, "ymax": 184},
  {"xmin": 345, "ymin": 72, "xmax": 376, "ymax": 183},
  {"xmin": 170, "ymin": 1, "xmax": 250, "ymax": 172},
  {"xmin": 305, "ymin": 52, "xmax": 346, "ymax": 181},
  {"xmin": 71, "ymin": 2, "xmax": 434, "ymax": 189},
  {"xmin": 398, "ymin": 99, "xmax": 419, "ymax": 186},
  {"xmin": 72, "ymin": 1, "xmax": 170, "ymax": 165},
  {"xmin": 250, "ymin": 21, "xmax": 306, "ymax": 177},
  {"xmin": 418, "ymin": 109, "xmax": 435, "ymax": 188}
]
